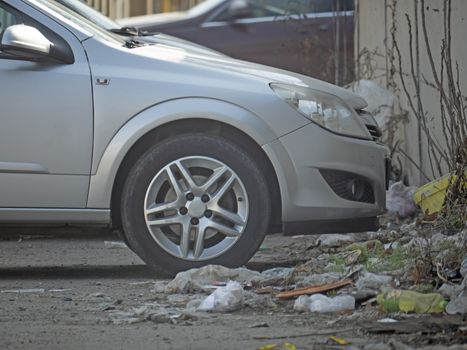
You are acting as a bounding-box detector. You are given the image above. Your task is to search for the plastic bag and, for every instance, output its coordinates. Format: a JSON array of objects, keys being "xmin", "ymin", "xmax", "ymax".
[
  {"xmin": 309, "ymin": 294, "xmax": 355, "ymax": 313},
  {"xmin": 386, "ymin": 181, "xmax": 417, "ymax": 218},
  {"xmin": 377, "ymin": 289, "xmax": 447, "ymax": 313},
  {"xmin": 197, "ymin": 281, "xmax": 244, "ymax": 312}
]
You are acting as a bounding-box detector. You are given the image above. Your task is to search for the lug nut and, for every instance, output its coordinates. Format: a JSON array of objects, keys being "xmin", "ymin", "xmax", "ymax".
[
  {"xmin": 201, "ymin": 194, "xmax": 210, "ymax": 203},
  {"xmin": 179, "ymin": 207, "xmax": 188, "ymax": 215},
  {"xmin": 190, "ymin": 217, "xmax": 199, "ymax": 225},
  {"xmin": 186, "ymin": 193, "xmax": 194, "ymax": 201},
  {"xmin": 204, "ymin": 210, "xmax": 212, "ymax": 218}
]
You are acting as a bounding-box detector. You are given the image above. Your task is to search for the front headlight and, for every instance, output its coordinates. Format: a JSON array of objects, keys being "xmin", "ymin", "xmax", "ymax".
[{"xmin": 270, "ymin": 83, "xmax": 371, "ymax": 140}]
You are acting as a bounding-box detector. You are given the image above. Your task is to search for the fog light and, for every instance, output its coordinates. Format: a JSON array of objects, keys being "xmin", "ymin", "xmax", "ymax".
[{"xmin": 349, "ymin": 179, "xmax": 366, "ymax": 201}]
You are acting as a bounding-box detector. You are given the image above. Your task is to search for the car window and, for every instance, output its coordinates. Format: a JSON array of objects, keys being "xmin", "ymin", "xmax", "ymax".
[
  {"xmin": 0, "ymin": 4, "xmax": 19, "ymax": 38},
  {"xmin": 267, "ymin": 0, "xmax": 355, "ymax": 14},
  {"xmin": 210, "ymin": 0, "xmax": 354, "ymax": 21},
  {"xmin": 33, "ymin": 0, "xmax": 124, "ymax": 45}
]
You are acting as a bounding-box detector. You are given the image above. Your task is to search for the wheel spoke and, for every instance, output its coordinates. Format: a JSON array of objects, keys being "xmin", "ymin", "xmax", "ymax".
[
  {"xmin": 173, "ymin": 160, "xmax": 198, "ymax": 192},
  {"xmin": 207, "ymin": 220, "xmax": 241, "ymax": 237},
  {"xmin": 145, "ymin": 201, "xmax": 179, "ymax": 216},
  {"xmin": 211, "ymin": 173, "xmax": 236, "ymax": 202},
  {"xmin": 147, "ymin": 215, "xmax": 182, "ymax": 227},
  {"xmin": 200, "ymin": 166, "xmax": 228, "ymax": 193},
  {"xmin": 193, "ymin": 225, "xmax": 206, "ymax": 259},
  {"xmin": 211, "ymin": 205, "xmax": 245, "ymax": 226},
  {"xmin": 179, "ymin": 222, "xmax": 191, "ymax": 258},
  {"xmin": 166, "ymin": 166, "xmax": 184, "ymax": 197}
]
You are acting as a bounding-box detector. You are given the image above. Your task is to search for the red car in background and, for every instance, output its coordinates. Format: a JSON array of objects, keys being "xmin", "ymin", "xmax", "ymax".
[{"xmin": 122, "ymin": 0, "xmax": 355, "ymax": 85}]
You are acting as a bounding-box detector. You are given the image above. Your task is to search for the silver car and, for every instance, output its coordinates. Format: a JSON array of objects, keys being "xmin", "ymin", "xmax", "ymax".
[{"xmin": 0, "ymin": 0, "xmax": 388, "ymax": 273}]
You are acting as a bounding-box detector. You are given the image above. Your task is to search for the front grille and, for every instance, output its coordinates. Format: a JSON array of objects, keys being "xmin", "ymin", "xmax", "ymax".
[
  {"xmin": 365, "ymin": 124, "xmax": 382, "ymax": 140},
  {"xmin": 320, "ymin": 169, "xmax": 375, "ymax": 204},
  {"xmin": 357, "ymin": 110, "xmax": 382, "ymax": 141}
]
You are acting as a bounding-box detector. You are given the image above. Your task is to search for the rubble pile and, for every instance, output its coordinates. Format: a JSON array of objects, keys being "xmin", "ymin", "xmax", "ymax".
[{"xmin": 99, "ymin": 185, "xmax": 466, "ymax": 349}]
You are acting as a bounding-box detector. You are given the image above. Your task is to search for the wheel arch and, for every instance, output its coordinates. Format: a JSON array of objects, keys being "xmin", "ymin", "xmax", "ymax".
[{"xmin": 87, "ymin": 98, "xmax": 282, "ymax": 233}]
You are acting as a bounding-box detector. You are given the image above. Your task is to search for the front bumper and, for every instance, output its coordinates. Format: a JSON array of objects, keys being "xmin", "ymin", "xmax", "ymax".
[{"xmin": 263, "ymin": 122, "xmax": 389, "ymax": 234}]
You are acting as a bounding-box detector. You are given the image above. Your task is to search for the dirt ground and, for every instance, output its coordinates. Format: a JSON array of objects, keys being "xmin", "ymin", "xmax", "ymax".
[{"xmin": 0, "ymin": 229, "xmax": 465, "ymax": 350}]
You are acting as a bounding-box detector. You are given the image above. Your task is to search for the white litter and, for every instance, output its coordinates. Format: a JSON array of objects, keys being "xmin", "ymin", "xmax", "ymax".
[{"xmin": 197, "ymin": 281, "xmax": 244, "ymax": 313}]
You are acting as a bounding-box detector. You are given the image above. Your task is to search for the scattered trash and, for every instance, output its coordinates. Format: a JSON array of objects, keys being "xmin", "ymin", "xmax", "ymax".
[
  {"xmin": 327, "ymin": 336, "xmax": 349, "ymax": 345},
  {"xmin": 446, "ymin": 296, "xmax": 467, "ymax": 315},
  {"xmin": 377, "ymin": 289, "xmax": 447, "ymax": 313},
  {"xmin": 297, "ymin": 273, "xmax": 343, "ymax": 287},
  {"xmin": 261, "ymin": 267, "xmax": 294, "ymax": 280},
  {"xmin": 165, "ymin": 265, "xmax": 264, "ymax": 293},
  {"xmin": 293, "ymin": 295, "xmax": 312, "ymax": 312},
  {"xmin": 317, "ymin": 234, "xmax": 355, "ymax": 248},
  {"xmin": 104, "ymin": 240, "xmax": 127, "ymax": 249},
  {"xmin": 386, "ymin": 182, "xmax": 417, "ymax": 218},
  {"xmin": 356, "ymin": 272, "xmax": 392, "ymax": 291},
  {"xmin": 276, "ymin": 278, "xmax": 352, "ymax": 300},
  {"xmin": 351, "ymin": 289, "xmax": 378, "ymax": 304},
  {"xmin": 413, "ymin": 172, "xmax": 466, "ymax": 215},
  {"xmin": 107, "ymin": 303, "xmax": 195, "ymax": 325},
  {"xmin": 439, "ymin": 283, "xmax": 464, "ymax": 300},
  {"xmin": 197, "ymin": 281, "xmax": 244, "ymax": 312},
  {"xmin": 108, "ymin": 311, "xmax": 143, "ymax": 325},
  {"xmin": 257, "ymin": 342, "xmax": 296, "ymax": 350},
  {"xmin": 309, "ymin": 294, "xmax": 355, "ymax": 313},
  {"xmin": 185, "ymin": 298, "xmax": 203, "ymax": 313},
  {"xmin": 244, "ymin": 291, "xmax": 278, "ymax": 310},
  {"xmin": 344, "ymin": 249, "xmax": 362, "ymax": 265},
  {"xmin": 377, "ymin": 318, "xmax": 398, "ymax": 323}
]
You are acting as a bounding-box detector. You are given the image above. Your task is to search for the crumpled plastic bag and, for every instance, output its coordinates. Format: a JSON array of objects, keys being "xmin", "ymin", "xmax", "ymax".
[
  {"xmin": 165, "ymin": 265, "xmax": 264, "ymax": 293},
  {"xmin": 386, "ymin": 181, "xmax": 417, "ymax": 218},
  {"xmin": 197, "ymin": 281, "xmax": 244, "ymax": 312}
]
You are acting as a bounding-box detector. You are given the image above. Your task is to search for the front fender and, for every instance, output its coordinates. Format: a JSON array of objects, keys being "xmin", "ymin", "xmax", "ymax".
[{"xmin": 87, "ymin": 97, "xmax": 277, "ymax": 208}]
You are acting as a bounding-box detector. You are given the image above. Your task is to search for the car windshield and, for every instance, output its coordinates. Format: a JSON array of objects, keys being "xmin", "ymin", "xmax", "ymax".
[
  {"xmin": 187, "ymin": 0, "xmax": 226, "ymax": 17},
  {"xmin": 31, "ymin": 0, "xmax": 124, "ymax": 43},
  {"xmin": 53, "ymin": 0, "xmax": 120, "ymax": 30}
]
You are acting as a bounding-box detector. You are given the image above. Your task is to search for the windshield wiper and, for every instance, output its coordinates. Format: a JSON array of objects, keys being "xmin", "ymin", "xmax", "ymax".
[
  {"xmin": 124, "ymin": 38, "xmax": 145, "ymax": 48},
  {"xmin": 110, "ymin": 26, "xmax": 149, "ymax": 37}
]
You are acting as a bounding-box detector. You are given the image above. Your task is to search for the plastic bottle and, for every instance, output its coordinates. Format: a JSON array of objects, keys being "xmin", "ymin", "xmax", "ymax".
[
  {"xmin": 377, "ymin": 289, "xmax": 447, "ymax": 313},
  {"xmin": 309, "ymin": 294, "xmax": 355, "ymax": 313}
]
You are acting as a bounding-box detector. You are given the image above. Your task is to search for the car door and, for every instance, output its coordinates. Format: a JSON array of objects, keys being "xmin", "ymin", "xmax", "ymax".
[
  {"xmin": 191, "ymin": 0, "xmax": 354, "ymax": 84},
  {"xmin": 0, "ymin": 1, "xmax": 93, "ymax": 208}
]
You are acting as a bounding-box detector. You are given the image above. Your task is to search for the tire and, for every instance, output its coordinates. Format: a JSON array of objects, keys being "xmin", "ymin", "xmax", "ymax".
[{"xmin": 120, "ymin": 133, "xmax": 271, "ymax": 274}]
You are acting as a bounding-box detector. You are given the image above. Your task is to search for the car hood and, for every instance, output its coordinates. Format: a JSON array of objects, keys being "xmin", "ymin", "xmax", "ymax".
[
  {"xmin": 132, "ymin": 43, "xmax": 368, "ymax": 110},
  {"xmin": 137, "ymin": 33, "xmax": 223, "ymax": 57},
  {"xmin": 118, "ymin": 12, "xmax": 188, "ymax": 27}
]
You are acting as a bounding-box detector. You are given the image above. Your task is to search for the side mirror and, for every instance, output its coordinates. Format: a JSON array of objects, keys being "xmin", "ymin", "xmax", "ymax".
[
  {"xmin": 228, "ymin": 0, "xmax": 252, "ymax": 20},
  {"xmin": 1, "ymin": 24, "xmax": 53, "ymax": 61}
]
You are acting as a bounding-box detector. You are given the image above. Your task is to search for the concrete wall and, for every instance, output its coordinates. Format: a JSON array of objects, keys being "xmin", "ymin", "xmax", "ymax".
[{"xmin": 355, "ymin": 0, "xmax": 467, "ymax": 185}]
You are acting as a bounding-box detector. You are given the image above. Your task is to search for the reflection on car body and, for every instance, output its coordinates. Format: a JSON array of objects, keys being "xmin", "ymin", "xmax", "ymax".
[{"xmin": 121, "ymin": 0, "xmax": 355, "ymax": 85}]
